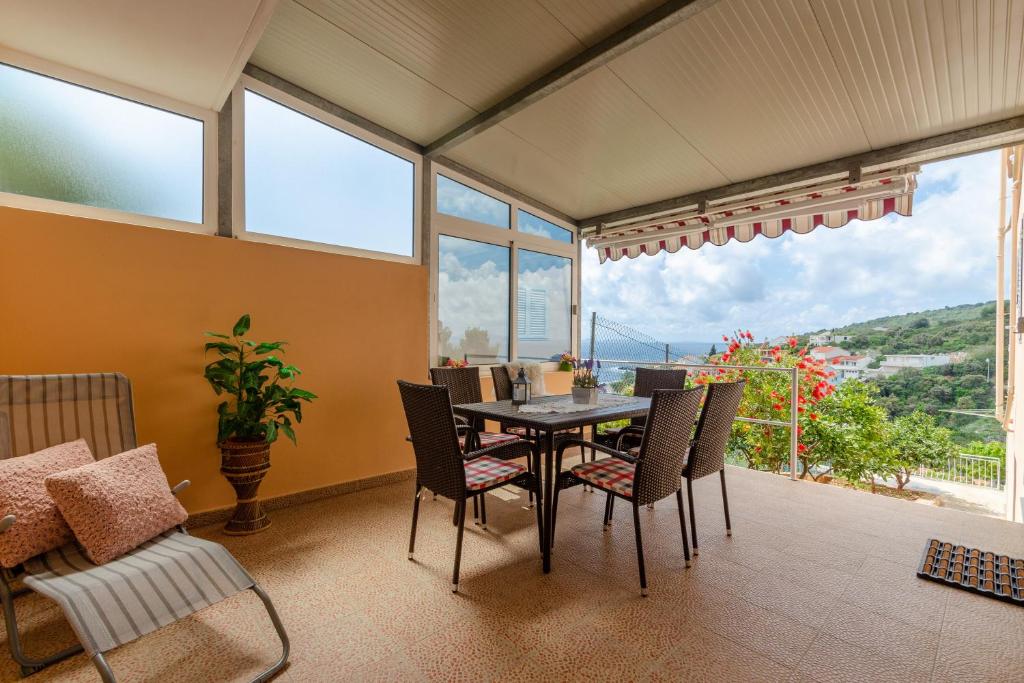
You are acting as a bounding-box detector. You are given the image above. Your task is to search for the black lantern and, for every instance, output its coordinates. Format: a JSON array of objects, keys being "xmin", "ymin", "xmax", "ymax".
[{"xmin": 512, "ymin": 368, "xmax": 532, "ymax": 405}]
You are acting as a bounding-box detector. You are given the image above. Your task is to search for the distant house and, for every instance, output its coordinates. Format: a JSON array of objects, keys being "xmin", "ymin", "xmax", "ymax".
[
  {"xmin": 809, "ymin": 332, "xmax": 853, "ymax": 346},
  {"xmin": 877, "ymin": 353, "xmax": 953, "ymax": 376},
  {"xmin": 830, "ymin": 354, "xmax": 871, "ymax": 383},
  {"xmin": 809, "ymin": 346, "xmax": 849, "ymax": 362}
]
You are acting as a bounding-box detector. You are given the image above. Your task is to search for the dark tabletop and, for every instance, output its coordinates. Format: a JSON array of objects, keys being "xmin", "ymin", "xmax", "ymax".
[{"xmin": 452, "ymin": 394, "xmax": 651, "ymax": 432}]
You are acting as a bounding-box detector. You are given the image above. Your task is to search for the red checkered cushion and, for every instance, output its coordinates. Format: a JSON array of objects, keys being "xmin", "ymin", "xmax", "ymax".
[
  {"xmin": 458, "ymin": 431, "xmax": 520, "ymax": 450},
  {"xmin": 570, "ymin": 457, "xmax": 636, "ymax": 497},
  {"xmin": 465, "ymin": 456, "xmax": 527, "ymax": 491}
]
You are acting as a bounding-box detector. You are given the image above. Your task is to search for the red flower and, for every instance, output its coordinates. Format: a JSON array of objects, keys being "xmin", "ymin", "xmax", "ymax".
[
  {"xmin": 788, "ymin": 338, "xmax": 798, "ymax": 348},
  {"xmin": 772, "ymin": 403, "xmax": 783, "ymax": 411},
  {"xmin": 809, "ymin": 413, "xmax": 818, "ymax": 421},
  {"xmin": 722, "ymin": 335, "xmax": 729, "ymax": 342},
  {"xmin": 797, "ymin": 443, "xmax": 807, "ymax": 453},
  {"xmin": 721, "ymin": 353, "xmax": 731, "ymax": 362}
]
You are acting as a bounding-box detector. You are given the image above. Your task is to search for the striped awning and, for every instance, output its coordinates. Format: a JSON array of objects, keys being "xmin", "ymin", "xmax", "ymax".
[{"xmin": 587, "ymin": 167, "xmax": 919, "ymax": 263}]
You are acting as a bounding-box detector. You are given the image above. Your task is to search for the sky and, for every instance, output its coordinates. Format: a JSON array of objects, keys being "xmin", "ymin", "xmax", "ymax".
[{"xmin": 582, "ymin": 150, "xmax": 1002, "ymax": 343}]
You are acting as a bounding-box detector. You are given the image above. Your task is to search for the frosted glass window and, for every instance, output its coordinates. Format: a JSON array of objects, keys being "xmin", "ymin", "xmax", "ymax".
[
  {"xmin": 517, "ymin": 250, "xmax": 572, "ymax": 362},
  {"xmin": 437, "ymin": 175, "xmax": 510, "ymax": 229},
  {"xmin": 244, "ymin": 90, "xmax": 414, "ymax": 257},
  {"xmin": 438, "ymin": 236, "xmax": 509, "ymax": 365},
  {"xmin": 0, "ymin": 63, "xmax": 203, "ymax": 223},
  {"xmin": 517, "ymin": 209, "xmax": 572, "ymax": 243}
]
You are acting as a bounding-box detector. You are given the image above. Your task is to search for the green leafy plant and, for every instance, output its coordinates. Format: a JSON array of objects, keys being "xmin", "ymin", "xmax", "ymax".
[{"xmin": 204, "ymin": 314, "xmax": 317, "ymax": 445}]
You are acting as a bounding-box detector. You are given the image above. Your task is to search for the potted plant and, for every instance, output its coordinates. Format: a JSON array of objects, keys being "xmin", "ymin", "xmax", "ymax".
[
  {"xmin": 558, "ymin": 352, "xmax": 575, "ymax": 372},
  {"xmin": 571, "ymin": 358, "xmax": 600, "ymax": 404},
  {"xmin": 204, "ymin": 314, "xmax": 317, "ymax": 535}
]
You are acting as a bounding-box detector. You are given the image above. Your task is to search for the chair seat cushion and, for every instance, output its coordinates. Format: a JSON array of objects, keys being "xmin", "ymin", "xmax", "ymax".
[
  {"xmin": 458, "ymin": 431, "xmax": 520, "ymax": 450},
  {"xmin": 571, "ymin": 457, "xmax": 636, "ymax": 497},
  {"xmin": 464, "ymin": 456, "xmax": 527, "ymax": 491},
  {"xmin": 0, "ymin": 439, "xmax": 95, "ymax": 568},
  {"xmin": 23, "ymin": 531, "xmax": 253, "ymax": 656},
  {"xmin": 44, "ymin": 444, "xmax": 187, "ymax": 565}
]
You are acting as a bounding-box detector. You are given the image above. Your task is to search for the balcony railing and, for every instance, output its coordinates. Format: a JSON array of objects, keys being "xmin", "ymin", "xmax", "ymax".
[{"xmin": 917, "ymin": 453, "xmax": 1005, "ymax": 490}]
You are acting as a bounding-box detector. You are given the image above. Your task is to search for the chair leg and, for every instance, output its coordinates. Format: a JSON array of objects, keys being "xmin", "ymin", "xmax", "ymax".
[
  {"xmin": 534, "ymin": 473, "xmax": 545, "ymax": 555},
  {"xmin": 1, "ymin": 574, "xmax": 83, "ymax": 677},
  {"xmin": 720, "ymin": 469, "xmax": 732, "ymax": 537},
  {"xmin": 408, "ymin": 483, "xmax": 422, "ymax": 560},
  {"xmin": 92, "ymin": 654, "xmax": 116, "ymax": 683},
  {"xmin": 687, "ymin": 476, "xmax": 698, "ymax": 556},
  {"xmin": 526, "ymin": 452, "xmax": 535, "ymax": 507},
  {"xmin": 676, "ymin": 489, "xmax": 692, "ymax": 568},
  {"xmin": 472, "ymin": 495, "xmax": 479, "ymax": 523},
  {"xmin": 480, "ymin": 493, "xmax": 488, "ymax": 530},
  {"xmin": 632, "ymin": 501, "xmax": 648, "ymax": 597},
  {"xmin": 452, "ymin": 500, "xmax": 467, "ymax": 592},
  {"xmin": 605, "ymin": 493, "xmax": 616, "ymax": 526},
  {"xmin": 551, "ymin": 478, "xmax": 562, "ymax": 550},
  {"xmin": 250, "ymin": 583, "xmax": 291, "ymax": 683}
]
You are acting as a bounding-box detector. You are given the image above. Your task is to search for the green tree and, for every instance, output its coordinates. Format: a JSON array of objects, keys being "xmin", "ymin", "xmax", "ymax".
[
  {"xmin": 887, "ymin": 411, "xmax": 958, "ymax": 490},
  {"xmin": 810, "ymin": 381, "xmax": 893, "ymax": 487}
]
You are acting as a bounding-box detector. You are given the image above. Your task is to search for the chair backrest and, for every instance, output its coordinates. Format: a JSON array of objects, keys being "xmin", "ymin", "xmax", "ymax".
[
  {"xmin": 688, "ymin": 380, "xmax": 746, "ymax": 480},
  {"xmin": 630, "ymin": 367, "xmax": 688, "ymax": 426},
  {"xmin": 490, "ymin": 366, "xmax": 513, "ymax": 401},
  {"xmin": 429, "ymin": 367, "xmax": 483, "ymax": 405},
  {"xmin": 633, "ymin": 387, "xmax": 704, "ymax": 505},
  {"xmin": 0, "ymin": 373, "xmax": 137, "ymax": 460},
  {"xmin": 397, "ymin": 380, "xmax": 466, "ymax": 500}
]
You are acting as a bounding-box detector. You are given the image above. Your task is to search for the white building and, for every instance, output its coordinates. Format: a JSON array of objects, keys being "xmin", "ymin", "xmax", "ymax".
[
  {"xmin": 829, "ymin": 354, "xmax": 872, "ymax": 382},
  {"xmin": 877, "ymin": 353, "xmax": 952, "ymax": 376},
  {"xmin": 809, "ymin": 332, "xmax": 853, "ymax": 346}
]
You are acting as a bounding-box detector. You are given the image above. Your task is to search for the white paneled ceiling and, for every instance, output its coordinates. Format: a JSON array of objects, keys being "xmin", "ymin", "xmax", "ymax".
[
  {"xmin": 249, "ymin": 0, "xmax": 1024, "ymax": 220},
  {"xmin": 0, "ymin": 0, "xmax": 276, "ymax": 109}
]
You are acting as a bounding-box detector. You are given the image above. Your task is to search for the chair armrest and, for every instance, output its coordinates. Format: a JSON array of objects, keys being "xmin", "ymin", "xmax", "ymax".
[
  {"xmin": 555, "ymin": 438, "xmax": 635, "ymax": 463},
  {"xmin": 0, "ymin": 515, "xmax": 15, "ymax": 534},
  {"xmin": 465, "ymin": 438, "xmax": 536, "ymax": 462},
  {"xmin": 171, "ymin": 480, "xmax": 191, "ymax": 496},
  {"xmin": 615, "ymin": 425, "xmax": 645, "ymax": 451}
]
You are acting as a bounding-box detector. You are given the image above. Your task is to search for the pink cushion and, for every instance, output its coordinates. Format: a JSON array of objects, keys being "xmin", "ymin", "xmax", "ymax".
[
  {"xmin": 44, "ymin": 443, "xmax": 187, "ymax": 565},
  {"xmin": 0, "ymin": 439, "xmax": 95, "ymax": 568}
]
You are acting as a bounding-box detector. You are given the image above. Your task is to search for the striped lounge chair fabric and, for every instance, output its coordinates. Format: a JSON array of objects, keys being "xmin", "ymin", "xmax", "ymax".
[{"xmin": 22, "ymin": 531, "xmax": 253, "ymax": 657}]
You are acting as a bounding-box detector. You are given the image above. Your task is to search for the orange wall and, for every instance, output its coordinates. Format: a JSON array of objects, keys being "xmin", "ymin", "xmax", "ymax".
[{"xmin": 0, "ymin": 207, "xmax": 427, "ymax": 514}]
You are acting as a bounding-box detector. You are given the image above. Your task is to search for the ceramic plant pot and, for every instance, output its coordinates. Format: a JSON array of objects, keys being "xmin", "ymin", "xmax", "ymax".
[{"xmin": 572, "ymin": 386, "xmax": 598, "ymax": 405}]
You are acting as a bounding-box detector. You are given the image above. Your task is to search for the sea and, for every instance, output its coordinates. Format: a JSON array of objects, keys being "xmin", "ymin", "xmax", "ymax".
[{"xmin": 580, "ymin": 339, "xmax": 717, "ymax": 386}]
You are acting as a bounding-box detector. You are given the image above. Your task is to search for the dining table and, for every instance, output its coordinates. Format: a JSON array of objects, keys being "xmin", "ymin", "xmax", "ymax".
[{"xmin": 452, "ymin": 392, "xmax": 652, "ymax": 573}]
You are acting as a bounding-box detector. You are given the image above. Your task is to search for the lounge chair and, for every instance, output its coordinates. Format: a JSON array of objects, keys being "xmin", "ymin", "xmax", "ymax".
[{"xmin": 0, "ymin": 373, "xmax": 289, "ymax": 682}]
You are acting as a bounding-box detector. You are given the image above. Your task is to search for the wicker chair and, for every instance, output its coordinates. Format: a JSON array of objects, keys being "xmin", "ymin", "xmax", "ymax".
[
  {"xmin": 603, "ymin": 367, "xmax": 688, "ymax": 449},
  {"xmin": 429, "ymin": 367, "xmax": 520, "ymax": 452},
  {"xmin": 684, "ymin": 380, "xmax": 745, "ymax": 556},
  {"xmin": 551, "ymin": 388, "xmax": 705, "ymax": 596},
  {"xmin": 398, "ymin": 381, "xmax": 543, "ymax": 592},
  {"xmin": 0, "ymin": 374, "xmax": 288, "ymax": 682},
  {"xmin": 489, "ymin": 366, "xmax": 530, "ymax": 439}
]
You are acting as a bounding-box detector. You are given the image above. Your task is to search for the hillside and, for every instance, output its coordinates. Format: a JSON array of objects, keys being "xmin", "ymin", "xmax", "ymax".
[{"xmin": 804, "ymin": 301, "xmax": 1000, "ymax": 357}]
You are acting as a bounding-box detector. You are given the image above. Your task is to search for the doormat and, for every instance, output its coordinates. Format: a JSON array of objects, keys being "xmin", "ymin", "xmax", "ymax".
[{"xmin": 918, "ymin": 539, "xmax": 1024, "ymax": 606}]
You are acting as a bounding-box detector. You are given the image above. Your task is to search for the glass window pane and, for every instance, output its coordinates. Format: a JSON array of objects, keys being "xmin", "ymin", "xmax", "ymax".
[
  {"xmin": 517, "ymin": 249, "xmax": 572, "ymax": 362},
  {"xmin": 436, "ymin": 175, "xmax": 509, "ymax": 228},
  {"xmin": 438, "ymin": 236, "xmax": 509, "ymax": 365},
  {"xmin": 244, "ymin": 90, "xmax": 414, "ymax": 257},
  {"xmin": 0, "ymin": 63, "xmax": 203, "ymax": 223},
  {"xmin": 517, "ymin": 209, "xmax": 572, "ymax": 243}
]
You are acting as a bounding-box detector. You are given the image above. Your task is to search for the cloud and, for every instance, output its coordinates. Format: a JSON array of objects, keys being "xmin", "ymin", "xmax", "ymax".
[{"xmin": 583, "ymin": 151, "xmax": 1000, "ymax": 341}]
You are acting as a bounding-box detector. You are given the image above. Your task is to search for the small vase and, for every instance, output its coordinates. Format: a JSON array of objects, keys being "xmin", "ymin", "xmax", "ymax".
[
  {"xmin": 572, "ymin": 386, "xmax": 598, "ymax": 405},
  {"xmin": 219, "ymin": 438, "xmax": 272, "ymax": 535}
]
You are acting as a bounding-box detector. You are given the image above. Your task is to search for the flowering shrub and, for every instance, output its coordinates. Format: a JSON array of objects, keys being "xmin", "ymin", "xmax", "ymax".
[
  {"xmin": 559, "ymin": 352, "xmax": 576, "ymax": 372},
  {"xmin": 444, "ymin": 358, "xmax": 469, "ymax": 368},
  {"xmin": 694, "ymin": 330, "xmax": 836, "ymax": 475}
]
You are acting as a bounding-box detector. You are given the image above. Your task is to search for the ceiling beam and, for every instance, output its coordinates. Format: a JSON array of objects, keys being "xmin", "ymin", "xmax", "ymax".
[
  {"xmin": 579, "ymin": 115, "xmax": 1024, "ymax": 230},
  {"xmin": 423, "ymin": 0, "xmax": 719, "ymax": 159}
]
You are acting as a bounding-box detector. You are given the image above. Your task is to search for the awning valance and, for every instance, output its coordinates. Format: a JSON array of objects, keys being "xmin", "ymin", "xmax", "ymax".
[{"xmin": 587, "ymin": 167, "xmax": 919, "ymax": 262}]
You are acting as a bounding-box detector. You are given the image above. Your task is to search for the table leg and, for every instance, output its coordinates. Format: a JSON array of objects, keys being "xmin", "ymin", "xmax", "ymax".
[{"xmin": 542, "ymin": 429, "xmax": 554, "ymax": 573}]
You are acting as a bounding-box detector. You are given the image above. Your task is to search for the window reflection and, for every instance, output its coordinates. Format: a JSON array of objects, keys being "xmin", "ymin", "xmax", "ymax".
[
  {"xmin": 517, "ymin": 209, "xmax": 572, "ymax": 243},
  {"xmin": 517, "ymin": 250, "xmax": 572, "ymax": 362},
  {"xmin": 437, "ymin": 236, "xmax": 510, "ymax": 364},
  {"xmin": 437, "ymin": 175, "xmax": 510, "ymax": 229}
]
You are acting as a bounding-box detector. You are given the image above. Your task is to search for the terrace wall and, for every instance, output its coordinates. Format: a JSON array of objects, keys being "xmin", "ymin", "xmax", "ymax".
[{"xmin": 0, "ymin": 207, "xmax": 428, "ymax": 515}]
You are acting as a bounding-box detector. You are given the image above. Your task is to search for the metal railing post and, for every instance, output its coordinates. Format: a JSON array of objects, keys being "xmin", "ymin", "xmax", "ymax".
[
  {"xmin": 589, "ymin": 311, "xmax": 597, "ymax": 361},
  {"xmin": 790, "ymin": 367, "xmax": 799, "ymax": 480},
  {"xmin": 665, "ymin": 343, "xmax": 670, "ymax": 363}
]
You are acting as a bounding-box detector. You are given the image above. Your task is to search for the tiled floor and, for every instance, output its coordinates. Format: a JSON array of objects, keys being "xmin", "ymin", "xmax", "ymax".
[{"xmin": 3, "ymin": 465, "xmax": 1023, "ymax": 682}]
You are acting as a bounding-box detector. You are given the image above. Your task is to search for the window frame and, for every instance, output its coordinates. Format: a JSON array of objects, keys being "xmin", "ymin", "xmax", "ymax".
[
  {"xmin": 429, "ymin": 165, "xmax": 578, "ymax": 370},
  {"xmin": 232, "ymin": 75, "xmax": 422, "ymax": 265},
  {"xmin": 0, "ymin": 47, "xmax": 217, "ymax": 234}
]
